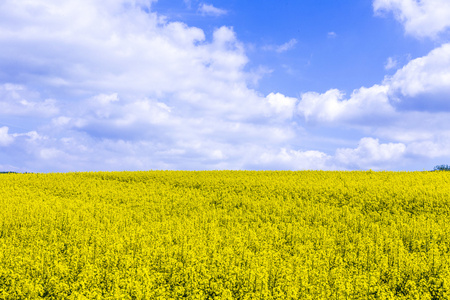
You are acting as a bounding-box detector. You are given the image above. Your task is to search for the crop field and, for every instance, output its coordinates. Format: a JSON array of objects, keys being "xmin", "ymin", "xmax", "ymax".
[{"xmin": 1, "ymin": 171, "xmax": 450, "ymax": 299}]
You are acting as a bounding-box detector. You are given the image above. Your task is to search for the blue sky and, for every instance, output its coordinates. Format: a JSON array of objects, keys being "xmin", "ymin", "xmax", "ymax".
[
  {"xmin": 153, "ymin": 0, "xmax": 436, "ymax": 95},
  {"xmin": 1, "ymin": 0, "xmax": 450, "ymax": 172}
]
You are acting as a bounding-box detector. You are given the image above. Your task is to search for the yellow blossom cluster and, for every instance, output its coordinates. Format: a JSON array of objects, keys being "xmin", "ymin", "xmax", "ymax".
[{"xmin": 0, "ymin": 170, "xmax": 449, "ymax": 299}]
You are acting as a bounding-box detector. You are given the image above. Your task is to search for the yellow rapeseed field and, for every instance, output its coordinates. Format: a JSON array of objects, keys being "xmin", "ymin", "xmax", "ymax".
[{"xmin": 1, "ymin": 171, "xmax": 449, "ymax": 299}]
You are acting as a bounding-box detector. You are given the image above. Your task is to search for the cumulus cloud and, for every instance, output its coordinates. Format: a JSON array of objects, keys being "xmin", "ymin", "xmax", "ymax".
[
  {"xmin": 0, "ymin": 127, "xmax": 14, "ymax": 147},
  {"xmin": 265, "ymin": 93, "xmax": 298, "ymax": 120},
  {"xmin": 0, "ymin": 0, "xmax": 261, "ymax": 121},
  {"xmin": 252, "ymin": 148, "xmax": 332, "ymax": 170},
  {"xmin": 0, "ymin": 0, "xmax": 303, "ymax": 172},
  {"xmin": 370, "ymin": 0, "xmax": 450, "ymax": 132},
  {"xmin": 198, "ymin": 3, "xmax": 227, "ymax": 16},
  {"xmin": 297, "ymin": 85, "xmax": 394, "ymax": 123},
  {"xmin": 0, "ymin": 0, "xmax": 449, "ymax": 172},
  {"xmin": 0, "ymin": 0, "xmax": 241, "ymax": 98},
  {"xmin": 406, "ymin": 134, "xmax": 450, "ymax": 158},
  {"xmin": 297, "ymin": 89, "xmax": 346, "ymax": 122},
  {"xmin": 67, "ymin": 94, "xmax": 173, "ymax": 140},
  {"xmin": 335, "ymin": 138, "xmax": 406, "ymax": 170},
  {"xmin": 385, "ymin": 43, "xmax": 450, "ymax": 96},
  {"xmin": 293, "ymin": 41, "xmax": 450, "ymax": 168},
  {"xmin": 373, "ymin": 0, "xmax": 450, "ymax": 39},
  {"xmin": 0, "ymin": 126, "xmax": 39, "ymax": 147},
  {"xmin": 372, "ymin": 111, "xmax": 450, "ymax": 142},
  {"xmin": 247, "ymin": 137, "xmax": 412, "ymax": 171},
  {"xmin": 296, "ymin": 39, "xmax": 450, "ymax": 153}
]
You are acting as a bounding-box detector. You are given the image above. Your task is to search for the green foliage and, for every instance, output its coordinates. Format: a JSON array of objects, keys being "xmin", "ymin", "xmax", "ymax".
[
  {"xmin": 433, "ymin": 164, "xmax": 450, "ymax": 171},
  {"xmin": 1, "ymin": 171, "xmax": 450, "ymax": 299}
]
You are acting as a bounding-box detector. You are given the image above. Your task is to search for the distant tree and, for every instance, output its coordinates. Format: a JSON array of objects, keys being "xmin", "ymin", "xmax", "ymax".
[{"xmin": 433, "ymin": 164, "xmax": 450, "ymax": 171}]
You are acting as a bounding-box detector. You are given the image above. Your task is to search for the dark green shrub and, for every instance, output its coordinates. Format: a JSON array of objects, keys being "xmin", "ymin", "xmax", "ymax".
[{"xmin": 433, "ymin": 165, "xmax": 450, "ymax": 171}]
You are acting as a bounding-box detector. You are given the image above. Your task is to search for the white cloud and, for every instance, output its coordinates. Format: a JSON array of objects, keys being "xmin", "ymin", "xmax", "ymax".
[
  {"xmin": 0, "ymin": 0, "xmax": 262, "ymax": 120},
  {"xmin": 0, "ymin": 127, "xmax": 14, "ymax": 147},
  {"xmin": 0, "ymin": 84, "xmax": 59, "ymax": 117},
  {"xmin": 406, "ymin": 134, "xmax": 450, "ymax": 158},
  {"xmin": 294, "ymin": 39, "xmax": 450, "ymax": 165},
  {"xmin": 297, "ymin": 89, "xmax": 345, "ymax": 122},
  {"xmin": 385, "ymin": 43, "xmax": 450, "ymax": 100},
  {"xmin": 255, "ymin": 148, "xmax": 332, "ymax": 170},
  {"xmin": 297, "ymin": 41, "xmax": 450, "ymax": 128},
  {"xmin": 0, "ymin": 1, "xmax": 236, "ymax": 98},
  {"xmin": 372, "ymin": 111, "xmax": 450, "ymax": 142},
  {"xmin": 262, "ymin": 39, "xmax": 298, "ymax": 53},
  {"xmin": 70, "ymin": 94, "xmax": 174, "ymax": 140},
  {"xmin": 0, "ymin": 0, "xmax": 449, "ymax": 172},
  {"xmin": 265, "ymin": 93, "xmax": 298, "ymax": 120},
  {"xmin": 384, "ymin": 56, "xmax": 398, "ymax": 70},
  {"xmin": 335, "ymin": 137, "xmax": 406, "ymax": 170},
  {"xmin": 248, "ymin": 137, "xmax": 411, "ymax": 171},
  {"xmin": 407, "ymin": 141, "xmax": 450, "ymax": 158},
  {"xmin": 327, "ymin": 32, "xmax": 337, "ymax": 38},
  {"xmin": 0, "ymin": 0, "xmax": 285, "ymax": 172},
  {"xmin": 39, "ymin": 148, "xmax": 68, "ymax": 160},
  {"xmin": 247, "ymin": 66, "xmax": 274, "ymax": 86},
  {"xmin": 198, "ymin": 3, "xmax": 227, "ymax": 16},
  {"xmin": 276, "ymin": 39, "xmax": 297, "ymax": 53},
  {"xmin": 297, "ymin": 85, "xmax": 394, "ymax": 123},
  {"xmin": 373, "ymin": 0, "xmax": 450, "ymax": 39}
]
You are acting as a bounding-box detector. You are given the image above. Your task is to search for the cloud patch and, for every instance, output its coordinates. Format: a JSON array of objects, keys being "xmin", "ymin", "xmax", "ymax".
[
  {"xmin": 373, "ymin": 0, "xmax": 450, "ymax": 39},
  {"xmin": 276, "ymin": 39, "xmax": 298, "ymax": 53},
  {"xmin": 0, "ymin": 127, "xmax": 14, "ymax": 147},
  {"xmin": 384, "ymin": 43, "xmax": 450, "ymax": 111},
  {"xmin": 407, "ymin": 135, "xmax": 450, "ymax": 158},
  {"xmin": 254, "ymin": 148, "xmax": 332, "ymax": 170},
  {"xmin": 335, "ymin": 138, "xmax": 406, "ymax": 170},
  {"xmin": 297, "ymin": 85, "xmax": 394, "ymax": 123},
  {"xmin": 0, "ymin": 0, "xmax": 449, "ymax": 172},
  {"xmin": 0, "ymin": 84, "xmax": 58, "ymax": 117},
  {"xmin": 198, "ymin": 3, "xmax": 227, "ymax": 16},
  {"xmin": 384, "ymin": 57, "xmax": 398, "ymax": 70},
  {"xmin": 263, "ymin": 39, "xmax": 298, "ymax": 53},
  {"xmin": 327, "ymin": 32, "xmax": 337, "ymax": 38},
  {"xmin": 266, "ymin": 93, "xmax": 298, "ymax": 120}
]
